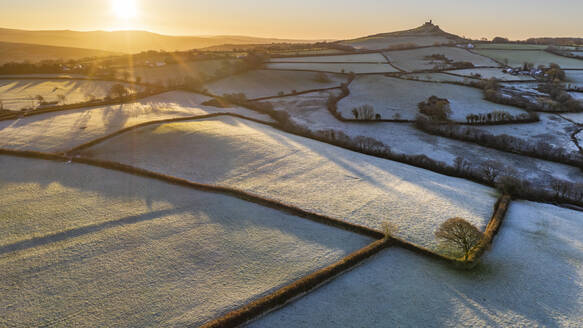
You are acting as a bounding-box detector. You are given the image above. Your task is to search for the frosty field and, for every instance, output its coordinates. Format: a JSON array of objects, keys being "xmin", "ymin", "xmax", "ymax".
[
  {"xmin": 205, "ymin": 69, "xmax": 346, "ymax": 99},
  {"xmin": 0, "ymin": 155, "xmax": 371, "ymax": 327},
  {"xmin": 447, "ymin": 67, "xmax": 536, "ymax": 81},
  {"xmin": 79, "ymin": 116, "xmax": 498, "ymax": 251},
  {"xmin": 269, "ymin": 53, "xmax": 388, "ymax": 63},
  {"xmin": 269, "ymin": 90, "xmax": 583, "ymax": 190},
  {"xmin": 566, "ymin": 70, "xmax": 583, "ymax": 86},
  {"xmin": 475, "ymin": 43, "xmax": 548, "ymax": 50},
  {"xmin": 384, "ymin": 46, "xmax": 499, "ymax": 72},
  {"xmin": 344, "ymin": 35, "xmax": 454, "ymax": 50},
  {"xmin": 120, "ymin": 59, "xmax": 229, "ymax": 84},
  {"xmin": 0, "ymin": 91, "xmax": 272, "ymax": 152},
  {"xmin": 473, "ymin": 49, "xmax": 583, "ymax": 68},
  {"xmin": 337, "ymin": 75, "xmax": 528, "ymax": 121},
  {"xmin": 0, "ymin": 79, "xmax": 140, "ymax": 110},
  {"xmin": 251, "ymin": 200, "xmax": 583, "ymax": 327},
  {"xmin": 265, "ymin": 62, "xmax": 399, "ymax": 74}
]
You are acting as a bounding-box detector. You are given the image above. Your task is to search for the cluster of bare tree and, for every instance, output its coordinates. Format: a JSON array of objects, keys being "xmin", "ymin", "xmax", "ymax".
[{"xmin": 465, "ymin": 111, "xmax": 539, "ymax": 124}]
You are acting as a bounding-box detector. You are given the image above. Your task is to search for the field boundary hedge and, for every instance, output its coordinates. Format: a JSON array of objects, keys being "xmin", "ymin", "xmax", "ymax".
[
  {"xmin": 202, "ymin": 238, "xmax": 390, "ymax": 328},
  {"xmin": 249, "ymin": 86, "xmax": 343, "ymax": 101},
  {"xmin": 0, "ymin": 148, "xmax": 383, "ymax": 240}
]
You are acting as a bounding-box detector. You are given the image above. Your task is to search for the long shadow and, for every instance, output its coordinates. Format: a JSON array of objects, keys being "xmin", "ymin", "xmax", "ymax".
[{"xmin": 0, "ymin": 207, "xmax": 185, "ymax": 256}]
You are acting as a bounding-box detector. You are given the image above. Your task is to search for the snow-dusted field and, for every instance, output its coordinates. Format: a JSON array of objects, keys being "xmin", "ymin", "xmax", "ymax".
[
  {"xmin": 384, "ymin": 46, "xmax": 499, "ymax": 72},
  {"xmin": 269, "ymin": 53, "xmax": 387, "ymax": 63},
  {"xmin": 562, "ymin": 112, "xmax": 583, "ymax": 124},
  {"xmin": 475, "ymin": 43, "xmax": 548, "ymax": 50},
  {"xmin": 469, "ymin": 113, "xmax": 581, "ymax": 157},
  {"xmin": 401, "ymin": 72, "xmax": 470, "ymax": 83},
  {"xmin": 0, "ymin": 155, "xmax": 370, "ymax": 327},
  {"xmin": 205, "ymin": 69, "xmax": 346, "ymax": 99},
  {"xmin": 473, "ymin": 49, "xmax": 583, "ymax": 69},
  {"xmin": 448, "ymin": 67, "xmax": 535, "ymax": 81},
  {"xmin": 251, "ymin": 200, "xmax": 583, "ymax": 327},
  {"xmin": 79, "ymin": 116, "xmax": 498, "ymax": 251},
  {"xmin": 121, "ymin": 60, "xmax": 228, "ymax": 84},
  {"xmin": 566, "ymin": 70, "xmax": 583, "ymax": 86},
  {"xmin": 0, "ymin": 91, "xmax": 272, "ymax": 152},
  {"xmin": 343, "ymin": 35, "xmax": 454, "ymax": 50},
  {"xmin": 337, "ymin": 75, "xmax": 528, "ymax": 121},
  {"xmin": 269, "ymin": 90, "xmax": 583, "ymax": 189},
  {"xmin": 0, "ymin": 79, "xmax": 140, "ymax": 110},
  {"xmin": 265, "ymin": 62, "xmax": 399, "ymax": 74}
]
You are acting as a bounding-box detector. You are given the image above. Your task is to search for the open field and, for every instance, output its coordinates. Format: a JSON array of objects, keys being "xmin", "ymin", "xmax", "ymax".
[
  {"xmin": 0, "ymin": 91, "xmax": 272, "ymax": 152},
  {"xmin": 562, "ymin": 113, "xmax": 583, "ymax": 124},
  {"xmin": 452, "ymin": 113, "xmax": 581, "ymax": 158},
  {"xmin": 79, "ymin": 116, "xmax": 498, "ymax": 252},
  {"xmin": 337, "ymin": 76, "xmax": 528, "ymax": 121},
  {"xmin": 473, "ymin": 49, "xmax": 583, "ymax": 68},
  {"xmin": 475, "ymin": 43, "xmax": 549, "ymax": 50},
  {"xmin": 270, "ymin": 53, "xmax": 388, "ymax": 63},
  {"xmin": 447, "ymin": 67, "xmax": 536, "ymax": 81},
  {"xmin": 251, "ymin": 200, "xmax": 583, "ymax": 327},
  {"xmin": 401, "ymin": 72, "xmax": 471, "ymax": 83},
  {"xmin": 0, "ymin": 155, "xmax": 371, "ymax": 327},
  {"xmin": 0, "ymin": 79, "xmax": 140, "ymax": 110},
  {"xmin": 118, "ymin": 59, "xmax": 231, "ymax": 84},
  {"xmin": 206, "ymin": 69, "xmax": 346, "ymax": 99},
  {"xmin": 343, "ymin": 35, "xmax": 455, "ymax": 50},
  {"xmin": 566, "ymin": 70, "xmax": 583, "ymax": 86},
  {"xmin": 265, "ymin": 62, "xmax": 399, "ymax": 74},
  {"xmin": 269, "ymin": 90, "xmax": 583, "ymax": 190},
  {"xmin": 384, "ymin": 46, "xmax": 499, "ymax": 72}
]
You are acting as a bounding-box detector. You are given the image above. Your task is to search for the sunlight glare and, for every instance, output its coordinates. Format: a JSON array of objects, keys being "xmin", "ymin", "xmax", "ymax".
[{"xmin": 112, "ymin": 0, "xmax": 138, "ymax": 20}]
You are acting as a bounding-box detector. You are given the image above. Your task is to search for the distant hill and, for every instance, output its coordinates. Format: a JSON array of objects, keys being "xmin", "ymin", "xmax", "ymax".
[
  {"xmin": 0, "ymin": 28, "xmax": 317, "ymax": 54},
  {"xmin": 0, "ymin": 41, "xmax": 119, "ymax": 64},
  {"xmin": 342, "ymin": 22, "xmax": 465, "ymax": 50}
]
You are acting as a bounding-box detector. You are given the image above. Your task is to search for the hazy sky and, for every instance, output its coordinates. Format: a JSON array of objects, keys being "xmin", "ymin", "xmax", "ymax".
[{"xmin": 1, "ymin": 0, "xmax": 582, "ymax": 40}]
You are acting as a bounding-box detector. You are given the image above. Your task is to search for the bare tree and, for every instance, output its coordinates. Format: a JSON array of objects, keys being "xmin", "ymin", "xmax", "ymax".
[
  {"xmin": 435, "ymin": 217, "xmax": 484, "ymax": 260},
  {"xmin": 351, "ymin": 104, "xmax": 376, "ymax": 120},
  {"xmin": 109, "ymin": 84, "xmax": 129, "ymax": 99}
]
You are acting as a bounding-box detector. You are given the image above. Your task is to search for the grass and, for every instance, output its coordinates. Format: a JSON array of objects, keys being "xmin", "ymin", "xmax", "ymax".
[
  {"xmin": 473, "ymin": 49, "xmax": 583, "ymax": 68},
  {"xmin": 384, "ymin": 46, "xmax": 499, "ymax": 72},
  {"xmin": 265, "ymin": 62, "xmax": 399, "ymax": 74},
  {"xmin": 0, "ymin": 79, "xmax": 141, "ymax": 110},
  {"xmin": 78, "ymin": 116, "xmax": 499, "ymax": 252},
  {"xmin": 337, "ymin": 75, "xmax": 528, "ymax": 122},
  {"xmin": 0, "ymin": 91, "xmax": 273, "ymax": 152},
  {"xmin": 0, "ymin": 155, "xmax": 371, "ymax": 327},
  {"xmin": 206, "ymin": 69, "xmax": 346, "ymax": 99}
]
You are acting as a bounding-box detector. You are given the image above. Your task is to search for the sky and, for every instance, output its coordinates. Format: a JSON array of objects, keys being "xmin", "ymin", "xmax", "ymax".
[{"xmin": 1, "ymin": 0, "xmax": 582, "ymax": 40}]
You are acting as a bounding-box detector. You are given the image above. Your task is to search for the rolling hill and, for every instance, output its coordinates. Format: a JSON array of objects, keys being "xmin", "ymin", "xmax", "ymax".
[
  {"xmin": 0, "ymin": 41, "xmax": 119, "ymax": 64},
  {"xmin": 0, "ymin": 28, "xmax": 316, "ymax": 54}
]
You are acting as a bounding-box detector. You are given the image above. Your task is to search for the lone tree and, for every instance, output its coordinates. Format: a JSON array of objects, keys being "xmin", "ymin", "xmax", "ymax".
[{"xmin": 435, "ymin": 217, "xmax": 484, "ymax": 260}]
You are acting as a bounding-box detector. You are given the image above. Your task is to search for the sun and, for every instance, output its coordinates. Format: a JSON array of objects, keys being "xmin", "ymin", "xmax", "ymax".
[{"xmin": 112, "ymin": 0, "xmax": 138, "ymax": 20}]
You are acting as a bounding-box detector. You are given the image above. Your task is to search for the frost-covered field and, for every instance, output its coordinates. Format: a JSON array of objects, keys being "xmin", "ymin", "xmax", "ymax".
[
  {"xmin": 269, "ymin": 53, "xmax": 387, "ymax": 63},
  {"xmin": 566, "ymin": 70, "xmax": 583, "ymax": 86},
  {"xmin": 343, "ymin": 35, "xmax": 454, "ymax": 50},
  {"xmin": 401, "ymin": 72, "xmax": 470, "ymax": 83},
  {"xmin": 265, "ymin": 62, "xmax": 399, "ymax": 74},
  {"xmin": 251, "ymin": 200, "xmax": 583, "ymax": 327},
  {"xmin": 121, "ymin": 60, "xmax": 229, "ymax": 84},
  {"xmin": 0, "ymin": 91, "xmax": 272, "ymax": 152},
  {"xmin": 0, "ymin": 79, "xmax": 140, "ymax": 110},
  {"xmin": 384, "ymin": 46, "xmax": 499, "ymax": 72},
  {"xmin": 448, "ymin": 67, "xmax": 535, "ymax": 81},
  {"xmin": 469, "ymin": 114, "xmax": 581, "ymax": 156},
  {"xmin": 475, "ymin": 43, "xmax": 548, "ymax": 50},
  {"xmin": 79, "ymin": 116, "xmax": 498, "ymax": 251},
  {"xmin": 337, "ymin": 76, "xmax": 528, "ymax": 121},
  {"xmin": 562, "ymin": 112, "xmax": 583, "ymax": 124},
  {"xmin": 205, "ymin": 70, "xmax": 346, "ymax": 99},
  {"xmin": 0, "ymin": 155, "xmax": 370, "ymax": 327},
  {"xmin": 473, "ymin": 49, "xmax": 583, "ymax": 68},
  {"xmin": 269, "ymin": 90, "xmax": 583, "ymax": 189}
]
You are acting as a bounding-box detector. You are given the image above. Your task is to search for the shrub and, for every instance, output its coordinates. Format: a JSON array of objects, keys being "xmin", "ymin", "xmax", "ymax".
[
  {"xmin": 418, "ymin": 96, "xmax": 451, "ymax": 121},
  {"xmin": 435, "ymin": 217, "xmax": 484, "ymax": 260},
  {"xmin": 314, "ymin": 72, "xmax": 331, "ymax": 83}
]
